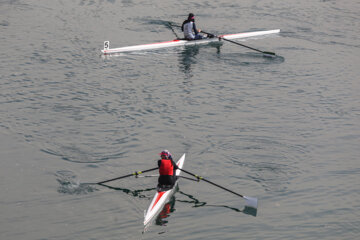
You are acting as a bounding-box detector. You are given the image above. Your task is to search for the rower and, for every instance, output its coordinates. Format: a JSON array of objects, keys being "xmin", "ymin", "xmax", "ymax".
[
  {"xmin": 181, "ymin": 13, "xmax": 208, "ymax": 40},
  {"xmin": 157, "ymin": 150, "xmax": 178, "ymax": 188}
]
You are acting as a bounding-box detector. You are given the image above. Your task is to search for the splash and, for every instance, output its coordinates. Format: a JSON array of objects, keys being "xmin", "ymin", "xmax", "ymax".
[{"xmin": 55, "ymin": 170, "xmax": 98, "ymax": 195}]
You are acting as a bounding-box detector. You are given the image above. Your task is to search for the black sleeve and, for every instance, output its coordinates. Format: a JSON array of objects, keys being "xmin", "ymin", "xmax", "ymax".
[
  {"xmin": 172, "ymin": 159, "xmax": 178, "ymax": 169},
  {"xmin": 193, "ymin": 22, "xmax": 198, "ymax": 33},
  {"xmin": 181, "ymin": 20, "xmax": 189, "ymax": 32},
  {"xmin": 158, "ymin": 159, "xmax": 161, "ymax": 167}
]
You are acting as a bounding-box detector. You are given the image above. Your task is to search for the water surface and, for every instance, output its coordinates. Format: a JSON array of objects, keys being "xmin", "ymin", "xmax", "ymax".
[{"xmin": 0, "ymin": 0, "xmax": 359, "ymax": 239}]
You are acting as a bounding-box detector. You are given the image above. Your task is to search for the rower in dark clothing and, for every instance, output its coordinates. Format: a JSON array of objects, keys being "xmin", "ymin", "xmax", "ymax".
[
  {"xmin": 181, "ymin": 13, "xmax": 205, "ymax": 40},
  {"xmin": 157, "ymin": 150, "xmax": 178, "ymax": 188}
]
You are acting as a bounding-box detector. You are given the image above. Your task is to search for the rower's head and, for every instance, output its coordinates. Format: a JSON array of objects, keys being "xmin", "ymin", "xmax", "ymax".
[
  {"xmin": 188, "ymin": 13, "xmax": 195, "ymax": 21},
  {"xmin": 159, "ymin": 150, "xmax": 172, "ymax": 160}
]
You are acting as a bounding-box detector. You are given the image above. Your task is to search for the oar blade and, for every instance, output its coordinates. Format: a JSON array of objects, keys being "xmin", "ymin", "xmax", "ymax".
[
  {"xmin": 244, "ymin": 196, "xmax": 258, "ymax": 209},
  {"xmin": 263, "ymin": 51, "xmax": 276, "ymax": 57}
]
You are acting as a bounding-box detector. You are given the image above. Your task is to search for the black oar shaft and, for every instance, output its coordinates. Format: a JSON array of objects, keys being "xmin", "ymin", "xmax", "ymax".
[
  {"xmin": 97, "ymin": 167, "xmax": 158, "ymax": 185},
  {"xmin": 179, "ymin": 168, "xmax": 244, "ymax": 198},
  {"xmin": 180, "ymin": 176, "xmax": 200, "ymax": 182},
  {"xmin": 223, "ymin": 38, "xmax": 263, "ymax": 53},
  {"xmin": 167, "ymin": 23, "xmax": 180, "ymax": 38},
  {"xmin": 201, "ymin": 30, "xmax": 275, "ymax": 55}
]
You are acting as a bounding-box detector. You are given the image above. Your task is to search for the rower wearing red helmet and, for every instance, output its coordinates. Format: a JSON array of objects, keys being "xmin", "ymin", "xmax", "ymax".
[{"xmin": 158, "ymin": 150, "xmax": 178, "ymax": 187}]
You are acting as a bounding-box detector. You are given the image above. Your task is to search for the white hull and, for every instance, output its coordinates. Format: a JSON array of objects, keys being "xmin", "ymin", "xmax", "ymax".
[
  {"xmin": 143, "ymin": 153, "xmax": 185, "ymax": 227},
  {"xmin": 102, "ymin": 29, "xmax": 280, "ymax": 54}
]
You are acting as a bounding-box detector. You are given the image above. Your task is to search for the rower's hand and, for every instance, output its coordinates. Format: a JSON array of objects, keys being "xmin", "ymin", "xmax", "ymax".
[{"xmin": 198, "ymin": 29, "xmax": 201, "ymax": 33}]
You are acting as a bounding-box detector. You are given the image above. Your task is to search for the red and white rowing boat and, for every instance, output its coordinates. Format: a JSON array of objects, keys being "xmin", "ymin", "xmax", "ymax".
[
  {"xmin": 101, "ymin": 29, "xmax": 280, "ymax": 54},
  {"xmin": 143, "ymin": 153, "xmax": 185, "ymax": 227}
]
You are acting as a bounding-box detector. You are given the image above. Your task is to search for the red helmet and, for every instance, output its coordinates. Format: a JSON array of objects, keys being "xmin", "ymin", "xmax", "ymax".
[{"xmin": 159, "ymin": 150, "xmax": 172, "ymax": 159}]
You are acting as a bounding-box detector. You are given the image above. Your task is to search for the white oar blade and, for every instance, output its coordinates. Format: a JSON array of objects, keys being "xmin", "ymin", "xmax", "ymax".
[{"xmin": 244, "ymin": 196, "xmax": 258, "ymax": 209}]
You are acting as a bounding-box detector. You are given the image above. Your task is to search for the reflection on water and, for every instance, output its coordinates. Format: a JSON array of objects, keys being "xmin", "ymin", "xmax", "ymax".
[
  {"xmin": 155, "ymin": 195, "xmax": 176, "ymax": 226},
  {"xmin": 178, "ymin": 44, "xmax": 222, "ymax": 78},
  {"xmin": 243, "ymin": 206, "xmax": 257, "ymax": 217},
  {"xmin": 89, "ymin": 184, "xmax": 257, "ymax": 217},
  {"xmin": 178, "ymin": 45, "xmax": 200, "ymax": 79},
  {"xmin": 178, "ymin": 190, "xmax": 257, "ymax": 217},
  {"xmin": 56, "ymin": 178, "xmax": 257, "ymax": 220},
  {"xmin": 97, "ymin": 183, "xmax": 156, "ymax": 199}
]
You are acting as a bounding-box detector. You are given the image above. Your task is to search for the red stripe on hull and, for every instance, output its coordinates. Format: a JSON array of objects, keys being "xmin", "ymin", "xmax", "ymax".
[
  {"xmin": 142, "ymin": 39, "xmax": 181, "ymax": 46},
  {"xmin": 151, "ymin": 191, "xmax": 166, "ymax": 210}
]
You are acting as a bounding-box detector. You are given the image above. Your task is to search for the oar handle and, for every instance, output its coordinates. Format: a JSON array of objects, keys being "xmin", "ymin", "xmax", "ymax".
[{"xmin": 199, "ymin": 30, "xmax": 218, "ymax": 38}]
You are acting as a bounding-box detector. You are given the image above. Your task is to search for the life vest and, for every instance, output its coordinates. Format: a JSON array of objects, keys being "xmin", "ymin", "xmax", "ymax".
[{"xmin": 159, "ymin": 159, "xmax": 174, "ymax": 175}]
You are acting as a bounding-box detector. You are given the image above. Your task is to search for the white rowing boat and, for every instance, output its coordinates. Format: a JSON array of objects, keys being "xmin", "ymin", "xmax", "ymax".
[
  {"xmin": 143, "ymin": 153, "xmax": 185, "ymax": 227},
  {"xmin": 101, "ymin": 29, "xmax": 280, "ymax": 54}
]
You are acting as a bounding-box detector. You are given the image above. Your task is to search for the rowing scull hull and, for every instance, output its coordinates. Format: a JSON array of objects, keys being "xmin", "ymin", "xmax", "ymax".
[
  {"xmin": 101, "ymin": 29, "xmax": 280, "ymax": 54},
  {"xmin": 143, "ymin": 153, "xmax": 185, "ymax": 227}
]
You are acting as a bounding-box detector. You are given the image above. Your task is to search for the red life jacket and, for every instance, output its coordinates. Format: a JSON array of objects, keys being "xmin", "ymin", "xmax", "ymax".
[{"xmin": 159, "ymin": 159, "xmax": 174, "ymax": 175}]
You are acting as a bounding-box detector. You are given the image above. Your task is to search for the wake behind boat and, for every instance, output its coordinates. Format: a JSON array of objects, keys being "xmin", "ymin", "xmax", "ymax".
[{"xmin": 101, "ymin": 29, "xmax": 280, "ymax": 54}]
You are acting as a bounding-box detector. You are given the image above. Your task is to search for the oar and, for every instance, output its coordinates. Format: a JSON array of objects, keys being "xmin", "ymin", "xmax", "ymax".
[
  {"xmin": 166, "ymin": 22, "xmax": 180, "ymax": 39},
  {"xmin": 179, "ymin": 168, "xmax": 258, "ymax": 209},
  {"xmin": 180, "ymin": 176, "xmax": 201, "ymax": 182},
  {"xmin": 200, "ymin": 30, "xmax": 276, "ymax": 56},
  {"xmin": 168, "ymin": 22, "xmax": 276, "ymax": 56},
  {"xmin": 87, "ymin": 167, "xmax": 158, "ymax": 185}
]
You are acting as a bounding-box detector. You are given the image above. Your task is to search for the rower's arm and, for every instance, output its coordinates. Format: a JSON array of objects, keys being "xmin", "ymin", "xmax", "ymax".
[
  {"xmin": 172, "ymin": 159, "xmax": 179, "ymax": 169},
  {"xmin": 193, "ymin": 22, "xmax": 200, "ymax": 34}
]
